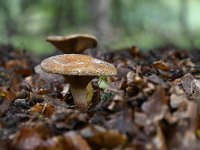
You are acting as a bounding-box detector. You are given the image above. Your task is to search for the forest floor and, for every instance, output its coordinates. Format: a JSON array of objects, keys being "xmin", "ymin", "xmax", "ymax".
[{"xmin": 1, "ymin": 44, "xmax": 200, "ymax": 150}]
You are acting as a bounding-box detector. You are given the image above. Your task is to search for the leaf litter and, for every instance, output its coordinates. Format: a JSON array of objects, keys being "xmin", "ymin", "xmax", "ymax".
[{"xmin": 1, "ymin": 45, "xmax": 200, "ymax": 149}]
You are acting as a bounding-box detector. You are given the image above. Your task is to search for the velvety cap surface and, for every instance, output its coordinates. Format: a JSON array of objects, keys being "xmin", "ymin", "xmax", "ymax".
[
  {"xmin": 46, "ymin": 34, "xmax": 97, "ymax": 53},
  {"xmin": 41, "ymin": 54, "xmax": 117, "ymax": 76}
]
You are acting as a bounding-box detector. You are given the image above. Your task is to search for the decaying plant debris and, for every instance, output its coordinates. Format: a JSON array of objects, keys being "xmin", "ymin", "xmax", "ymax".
[{"xmin": 1, "ymin": 44, "xmax": 200, "ymax": 150}]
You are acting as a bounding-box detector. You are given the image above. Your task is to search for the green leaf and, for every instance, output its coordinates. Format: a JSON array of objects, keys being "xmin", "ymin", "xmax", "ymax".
[{"xmin": 98, "ymin": 76, "xmax": 108, "ymax": 89}]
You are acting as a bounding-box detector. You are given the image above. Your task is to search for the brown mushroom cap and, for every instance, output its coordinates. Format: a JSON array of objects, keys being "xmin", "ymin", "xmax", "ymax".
[
  {"xmin": 41, "ymin": 54, "xmax": 117, "ymax": 76},
  {"xmin": 46, "ymin": 34, "xmax": 97, "ymax": 54}
]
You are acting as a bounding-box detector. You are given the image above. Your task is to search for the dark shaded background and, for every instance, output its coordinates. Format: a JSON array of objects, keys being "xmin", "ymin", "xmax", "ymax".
[{"xmin": 0, "ymin": 0, "xmax": 199, "ymax": 55}]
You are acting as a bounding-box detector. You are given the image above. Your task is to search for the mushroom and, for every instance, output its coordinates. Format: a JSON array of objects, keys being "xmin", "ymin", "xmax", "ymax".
[
  {"xmin": 41, "ymin": 54, "xmax": 117, "ymax": 112},
  {"xmin": 46, "ymin": 34, "xmax": 97, "ymax": 54}
]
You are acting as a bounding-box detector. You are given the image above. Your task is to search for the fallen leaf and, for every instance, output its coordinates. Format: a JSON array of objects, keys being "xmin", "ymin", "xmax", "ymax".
[
  {"xmin": 12, "ymin": 127, "xmax": 43, "ymax": 150},
  {"xmin": 142, "ymin": 86, "xmax": 168, "ymax": 121},
  {"xmin": 153, "ymin": 60, "xmax": 169, "ymax": 71},
  {"xmin": 31, "ymin": 103, "xmax": 55, "ymax": 117},
  {"xmin": 63, "ymin": 132, "xmax": 91, "ymax": 150},
  {"xmin": 80, "ymin": 125, "xmax": 127, "ymax": 149},
  {"xmin": 170, "ymin": 86, "xmax": 187, "ymax": 109}
]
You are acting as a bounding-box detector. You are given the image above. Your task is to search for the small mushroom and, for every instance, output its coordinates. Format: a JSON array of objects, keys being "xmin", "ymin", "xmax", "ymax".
[
  {"xmin": 41, "ymin": 54, "xmax": 117, "ymax": 112},
  {"xmin": 46, "ymin": 34, "xmax": 97, "ymax": 54}
]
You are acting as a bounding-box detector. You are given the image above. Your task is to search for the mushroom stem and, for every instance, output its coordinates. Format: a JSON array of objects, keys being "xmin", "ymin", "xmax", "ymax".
[{"xmin": 64, "ymin": 76, "xmax": 95, "ymax": 112}]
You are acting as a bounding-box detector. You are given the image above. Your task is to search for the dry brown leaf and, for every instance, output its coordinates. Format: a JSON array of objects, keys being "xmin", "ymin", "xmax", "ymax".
[
  {"xmin": 12, "ymin": 127, "xmax": 44, "ymax": 150},
  {"xmin": 5, "ymin": 59, "xmax": 28, "ymax": 70},
  {"xmin": 170, "ymin": 86, "xmax": 188, "ymax": 109},
  {"xmin": 39, "ymin": 136, "xmax": 63, "ymax": 150},
  {"xmin": 51, "ymin": 109, "xmax": 88, "ymax": 131},
  {"xmin": 81, "ymin": 125, "xmax": 127, "ymax": 149},
  {"xmin": 153, "ymin": 121, "xmax": 167, "ymax": 150},
  {"xmin": 128, "ymin": 46, "xmax": 142, "ymax": 58},
  {"xmin": 0, "ymin": 86, "xmax": 16, "ymax": 100},
  {"xmin": 142, "ymin": 86, "xmax": 169, "ymax": 121},
  {"xmin": 179, "ymin": 73, "xmax": 200, "ymax": 97},
  {"xmin": 63, "ymin": 132, "xmax": 91, "ymax": 150},
  {"xmin": 134, "ymin": 112, "xmax": 148, "ymax": 127},
  {"xmin": 5, "ymin": 59, "xmax": 32, "ymax": 76},
  {"xmin": 31, "ymin": 103, "xmax": 55, "ymax": 117},
  {"xmin": 153, "ymin": 60, "xmax": 169, "ymax": 71}
]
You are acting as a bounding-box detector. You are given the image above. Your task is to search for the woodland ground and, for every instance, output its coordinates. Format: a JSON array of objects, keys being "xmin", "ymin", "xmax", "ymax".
[{"xmin": 1, "ymin": 45, "xmax": 200, "ymax": 150}]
